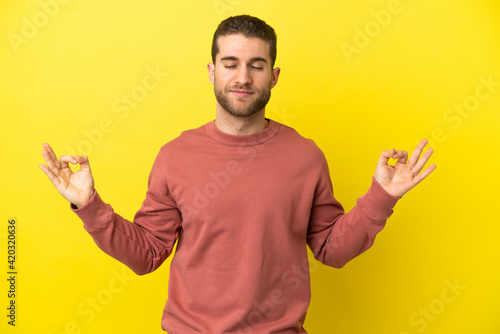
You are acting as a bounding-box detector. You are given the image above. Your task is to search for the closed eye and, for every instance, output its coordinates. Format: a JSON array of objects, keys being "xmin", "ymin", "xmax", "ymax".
[{"xmin": 224, "ymin": 65, "xmax": 263, "ymax": 70}]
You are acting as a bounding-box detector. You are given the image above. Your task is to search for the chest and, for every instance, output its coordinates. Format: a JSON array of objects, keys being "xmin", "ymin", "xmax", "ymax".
[{"xmin": 166, "ymin": 146, "xmax": 317, "ymax": 236}]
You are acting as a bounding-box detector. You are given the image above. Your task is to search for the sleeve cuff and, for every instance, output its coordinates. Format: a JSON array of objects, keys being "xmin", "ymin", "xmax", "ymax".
[
  {"xmin": 356, "ymin": 177, "xmax": 401, "ymax": 218},
  {"xmin": 70, "ymin": 189, "xmax": 114, "ymax": 232}
]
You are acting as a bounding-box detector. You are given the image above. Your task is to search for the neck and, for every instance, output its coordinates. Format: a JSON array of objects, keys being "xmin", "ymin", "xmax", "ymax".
[{"xmin": 215, "ymin": 108, "xmax": 269, "ymax": 135}]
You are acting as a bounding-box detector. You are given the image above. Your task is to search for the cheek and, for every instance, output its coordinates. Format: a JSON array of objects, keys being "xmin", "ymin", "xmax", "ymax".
[
  {"xmin": 256, "ymin": 75, "xmax": 273, "ymax": 88},
  {"xmin": 215, "ymin": 71, "xmax": 231, "ymax": 86}
]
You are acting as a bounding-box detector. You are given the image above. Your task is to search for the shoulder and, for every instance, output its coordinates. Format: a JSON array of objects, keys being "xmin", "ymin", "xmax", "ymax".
[
  {"xmin": 149, "ymin": 121, "xmax": 212, "ymax": 166},
  {"xmin": 275, "ymin": 121, "xmax": 326, "ymax": 163},
  {"xmin": 158, "ymin": 121, "xmax": 211, "ymax": 152}
]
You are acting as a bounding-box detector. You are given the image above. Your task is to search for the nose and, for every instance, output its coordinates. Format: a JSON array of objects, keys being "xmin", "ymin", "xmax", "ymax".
[{"xmin": 235, "ymin": 66, "xmax": 252, "ymax": 86}]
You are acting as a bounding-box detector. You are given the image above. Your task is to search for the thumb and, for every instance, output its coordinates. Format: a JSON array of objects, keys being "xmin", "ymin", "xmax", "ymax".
[
  {"xmin": 377, "ymin": 148, "xmax": 396, "ymax": 166},
  {"xmin": 75, "ymin": 155, "xmax": 91, "ymax": 172}
]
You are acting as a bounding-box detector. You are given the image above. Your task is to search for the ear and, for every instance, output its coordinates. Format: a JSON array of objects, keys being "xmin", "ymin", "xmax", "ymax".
[
  {"xmin": 271, "ymin": 67, "xmax": 280, "ymax": 89},
  {"xmin": 207, "ymin": 63, "xmax": 215, "ymax": 85}
]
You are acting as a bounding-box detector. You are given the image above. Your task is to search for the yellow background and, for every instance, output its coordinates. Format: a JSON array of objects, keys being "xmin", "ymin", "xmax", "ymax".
[{"xmin": 1, "ymin": 0, "xmax": 499, "ymax": 333}]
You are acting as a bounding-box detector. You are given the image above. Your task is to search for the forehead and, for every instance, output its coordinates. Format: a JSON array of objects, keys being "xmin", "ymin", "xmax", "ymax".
[{"xmin": 216, "ymin": 34, "xmax": 270, "ymax": 61}]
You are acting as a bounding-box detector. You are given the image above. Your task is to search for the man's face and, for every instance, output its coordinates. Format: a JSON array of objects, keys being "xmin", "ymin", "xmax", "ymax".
[{"xmin": 208, "ymin": 34, "xmax": 280, "ymax": 118}]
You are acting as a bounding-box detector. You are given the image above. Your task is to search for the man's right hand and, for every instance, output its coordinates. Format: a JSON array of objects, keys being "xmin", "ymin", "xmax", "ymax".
[{"xmin": 39, "ymin": 143, "xmax": 95, "ymax": 209}]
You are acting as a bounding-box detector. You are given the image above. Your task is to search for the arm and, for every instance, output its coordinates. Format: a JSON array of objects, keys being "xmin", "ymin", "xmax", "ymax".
[
  {"xmin": 39, "ymin": 143, "xmax": 181, "ymax": 275},
  {"xmin": 307, "ymin": 139, "xmax": 436, "ymax": 268}
]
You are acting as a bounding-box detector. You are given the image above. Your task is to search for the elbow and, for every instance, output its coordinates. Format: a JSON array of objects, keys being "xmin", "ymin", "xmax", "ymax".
[
  {"xmin": 331, "ymin": 262, "xmax": 346, "ymax": 269},
  {"xmin": 125, "ymin": 257, "xmax": 159, "ymax": 276},
  {"xmin": 328, "ymin": 257, "xmax": 348, "ymax": 269},
  {"xmin": 131, "ymin": 267, "xmax": 151, "ymax": 276},
  {"xmin": 316, "ymin": 251, "xmax": 348, "ymax": 269},
  {"xmin": 130, "ymin": 250, "xmax": 170, "ymax": 276},
  {"xmin": 131, "ymin": 260, "xmax": 161, "ymax": 276}
]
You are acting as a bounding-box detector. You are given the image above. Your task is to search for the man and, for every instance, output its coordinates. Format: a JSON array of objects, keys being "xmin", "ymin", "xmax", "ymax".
[{"xmin": 40, "ymin": 15, "xmax": 435, "ymax": 334}]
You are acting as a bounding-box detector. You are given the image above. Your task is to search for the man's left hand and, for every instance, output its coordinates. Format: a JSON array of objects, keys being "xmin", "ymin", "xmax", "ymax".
[{"xmin": 374, "ymin": 139, "xmax": 437, "ymax": 197}]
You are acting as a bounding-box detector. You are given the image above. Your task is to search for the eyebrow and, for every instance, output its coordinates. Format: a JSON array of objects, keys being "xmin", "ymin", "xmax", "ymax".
[{"xmin": 220, "ymin": 56, "xmax": 268, "ymax": 63}]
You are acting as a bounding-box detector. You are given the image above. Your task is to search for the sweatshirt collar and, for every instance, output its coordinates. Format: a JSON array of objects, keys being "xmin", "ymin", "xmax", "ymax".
[{"xmin": 205, "ymin": 118, "xmax": 280, "ymax": 146}]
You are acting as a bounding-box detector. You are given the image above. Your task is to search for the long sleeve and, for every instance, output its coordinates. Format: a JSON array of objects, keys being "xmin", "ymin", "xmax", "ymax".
[
  {"xmin": 306, "ymin": 158, "xmax": 400, "ymax": 268},
  {"xmin": 66, "ymin": 119, "xmax": 402, "ymax": 333},
  {"xmin": 71, "ymin": 148, "xmax": 182, "ymax": 275}
]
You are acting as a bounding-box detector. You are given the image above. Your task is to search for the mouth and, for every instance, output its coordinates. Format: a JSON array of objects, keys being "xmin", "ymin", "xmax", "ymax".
[{"xmin": 230, "ymin": 90, "xmax": 254, "ymax": 98}]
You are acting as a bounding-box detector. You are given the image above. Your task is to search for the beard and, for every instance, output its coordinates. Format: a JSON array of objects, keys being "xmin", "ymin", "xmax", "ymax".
[{"xmin": 214, "ymin": 78, "xmax": 272, "ymax": 118}]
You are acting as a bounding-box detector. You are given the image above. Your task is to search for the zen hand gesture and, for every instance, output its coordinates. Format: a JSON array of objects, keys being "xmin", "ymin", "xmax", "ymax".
[
  {"xmin": 39, "ymin": 143, "xmax": 95, "ymax": 208},
  {"xmin": 374, "ymin": 139, "xmax": 436, "ymax": 198}
]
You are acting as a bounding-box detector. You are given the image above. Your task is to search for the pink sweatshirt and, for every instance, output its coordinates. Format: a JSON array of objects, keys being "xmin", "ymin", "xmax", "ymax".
[{"xmin": 72, "ymin": 119, "xmax": 400, "ymax": 333}]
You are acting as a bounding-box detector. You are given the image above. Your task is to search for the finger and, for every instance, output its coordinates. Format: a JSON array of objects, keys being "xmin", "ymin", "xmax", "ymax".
[
  {"xmin": 59, "ymin": 155, "xmax": 78, "ymax": 170},
  {"xmin": 75, "ymin": 155, "xmax": 91, "ymax": 172},
  {"xmin": 377, "ymin": 148, "xmax": 396, "ymax": 166},
  {"xmin": 413, "ymin": 164, "xmax": 437, "ymax": 185},
  {"xmin": 407, "ymin": 139, "xmax": 428, "ymax": 169},
  {"xmin": 39, "ymin": 163, "xmax": 60, "ymax": 187},
  {"xmin": 42, "ymin": 143, "xmax": 60, "ymax": 169},
  {"xmin": 392, "ymin": 150, "xmax": 408, "ymax": 165},
  {"xmin": 41, "ymin": 149, "xmax": 61, "ymax": 175},
  {"xmin": 412, "ymin": 147, "xmax": 434, "ymax": 175}
]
